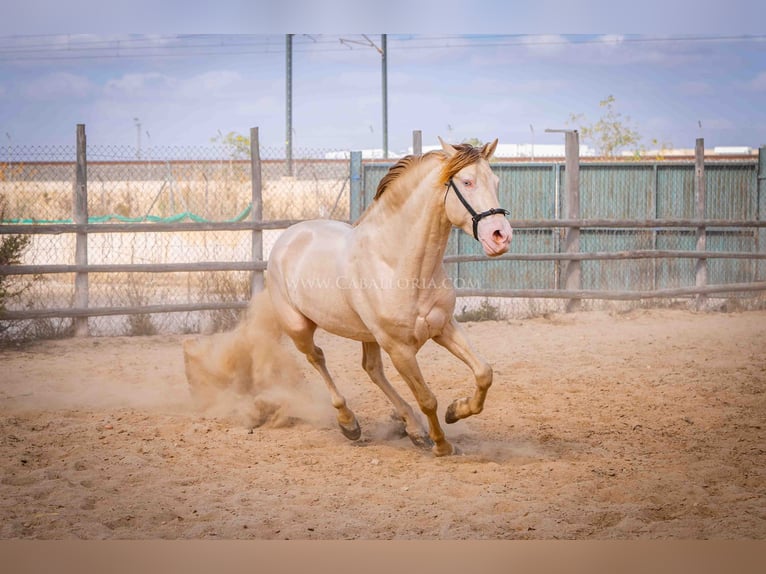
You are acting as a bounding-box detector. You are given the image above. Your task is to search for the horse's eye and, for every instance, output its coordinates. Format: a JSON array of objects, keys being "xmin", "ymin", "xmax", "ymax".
[{"xmin": 463, "ymin": 180, "xmax": 473, "ymax": 188}]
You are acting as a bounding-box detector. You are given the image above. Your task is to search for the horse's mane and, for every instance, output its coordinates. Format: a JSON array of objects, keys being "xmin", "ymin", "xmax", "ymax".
[
  {"xmin": 352, "ymin": 144, "xmax": 484, "ymax": 227},
  {"xmin": 373, "ymin": 143, "xmax": 483, "ymax": 201}
]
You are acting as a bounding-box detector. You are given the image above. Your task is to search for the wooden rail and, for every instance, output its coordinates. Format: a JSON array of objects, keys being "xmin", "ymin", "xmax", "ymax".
[
  {"xmin": 457, "ymin": 281, "xmax": 766, "ymax": 302},
  {"xmin": 2, "ymin": 129, "xmax": 765, "ymax": 329}
]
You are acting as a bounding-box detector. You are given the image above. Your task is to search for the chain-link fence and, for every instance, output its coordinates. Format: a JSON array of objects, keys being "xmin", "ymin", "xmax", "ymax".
[
  {"xmin": 1, "ymin": 141, "xmax": 351, "ymax": 340},
  {"xmin": 2, "ymin": 135, "xmax": 765, "ymax": 342}
]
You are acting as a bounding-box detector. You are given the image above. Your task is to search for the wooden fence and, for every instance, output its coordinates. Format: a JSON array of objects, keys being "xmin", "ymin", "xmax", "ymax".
[
  {"xmin": 1, "ymin": 126, "xmax": 765, "ymax": 337},
  {"xmin": 444, "ymin": 135, "xmax": 766, "ymax": 306},
  {"xmin": 1, "ymin": 126, "xmax": 272, "ymax": 334}
]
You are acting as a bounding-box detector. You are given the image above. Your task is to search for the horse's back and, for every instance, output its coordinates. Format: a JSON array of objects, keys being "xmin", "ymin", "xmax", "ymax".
[
  {"xmin": 267, "ymin": 220, "xmax": 373, "ymax": 341},
  {"xmin": 269, "ymin": 219, "xmax": 352, "ymax": 274}
]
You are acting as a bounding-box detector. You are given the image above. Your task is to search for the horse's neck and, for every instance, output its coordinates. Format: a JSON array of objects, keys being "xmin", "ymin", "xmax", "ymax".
[{"xmin": 356, "ymin": 175, "xmax": 452, "ymax": 280}]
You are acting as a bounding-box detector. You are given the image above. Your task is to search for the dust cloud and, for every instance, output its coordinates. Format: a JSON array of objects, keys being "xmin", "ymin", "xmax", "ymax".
[
  {"xmin": 2, "ymin": 291, "xmax": 335, "ymax": 432},
  {"xmin": 182, "ymin": 291, "xmax": 335, "ymax": 429}
]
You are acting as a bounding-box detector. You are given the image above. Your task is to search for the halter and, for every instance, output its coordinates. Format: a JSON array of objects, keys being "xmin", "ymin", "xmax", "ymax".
[{"xmin": 445, "ymin": 179, "xmax": 510, "ymax": 240}]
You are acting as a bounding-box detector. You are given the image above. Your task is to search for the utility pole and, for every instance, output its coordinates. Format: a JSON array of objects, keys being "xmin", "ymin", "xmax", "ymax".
[
  {"xmin": 340, "ymin": 34, "xmax": 388, "ymax": 158},
  {"xmin": 381, "ymin": 34, "xmax": 388, "ymax": 159},
  {"xmin": 5, "ymin": 132, "xmax": 11, "ymax": 177},
  {"xmin": 286, "ymin": 34, "xmax": 294, "ymax": 176},
  {"xmin": 133, "ymin": 117, "xmax": 142, "ymax": 160}
]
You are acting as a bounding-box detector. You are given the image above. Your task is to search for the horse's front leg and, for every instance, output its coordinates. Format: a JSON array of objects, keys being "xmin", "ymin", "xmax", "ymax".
[
  {"xmin": 433, "ymin": 318, "xmax": 493, "ymax": 424},
  {"xmin": 385, "ymin": 343, "xmax": 454, "ymax": 457}
]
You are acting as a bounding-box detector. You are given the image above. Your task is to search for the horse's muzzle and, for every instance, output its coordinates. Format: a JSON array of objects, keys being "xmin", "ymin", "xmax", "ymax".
[{"xmin": 477, "ymin": 215, "xmax": 512, "ymax": 257}]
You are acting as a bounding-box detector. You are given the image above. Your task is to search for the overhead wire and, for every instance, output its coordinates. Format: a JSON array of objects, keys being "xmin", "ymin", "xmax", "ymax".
[{"xmin": 0, "ymin": 33, "xmax": 764, "ymax": 62}]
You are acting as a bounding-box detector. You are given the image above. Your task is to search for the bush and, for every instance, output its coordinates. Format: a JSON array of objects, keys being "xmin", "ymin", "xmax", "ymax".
[
  {"xmin": 1, "ymin": 196, "xmax": 41, "ymax": 342},
  {"xmin": 0, "ymin": 226, "xmax": 32, "ymax": 316},
  {"xmin": 455, "ymin": 298, "xmax": 503, "ymax": 322}
]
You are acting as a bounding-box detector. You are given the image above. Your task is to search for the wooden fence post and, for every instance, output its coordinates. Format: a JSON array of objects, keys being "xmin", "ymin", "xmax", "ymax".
[
  {"xmin": 412, "ymin": 130, "xmax": 422, "ymax": 155},
  {"xmin": 695, "ymin": 138, "xmax": 707, "ymax": 309},
  {"xmin": 250, "ymin": 127, "xmax": 264, "ymax": 295},
  {"xmin": 564, "ymin": 130, "xmax": 581, "ymax": 312},
  {"xmin": 73, "ymin": 124, "xmax": 89, "ymax": 336}
]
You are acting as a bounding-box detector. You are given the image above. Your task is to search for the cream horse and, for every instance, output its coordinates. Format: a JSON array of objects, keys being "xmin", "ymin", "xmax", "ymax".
[{"xmin": 267, "ymin": 138, "xmax": 512, "ymax": 456}]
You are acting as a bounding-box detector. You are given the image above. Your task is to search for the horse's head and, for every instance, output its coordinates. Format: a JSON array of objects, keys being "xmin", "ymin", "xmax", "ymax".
[{"xmin": 439, "ymin": 137, "xmax": 512, "ymax": 257}]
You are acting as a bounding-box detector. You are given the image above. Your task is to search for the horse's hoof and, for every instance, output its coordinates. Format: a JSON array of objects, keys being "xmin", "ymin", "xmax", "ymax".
[
  {"xmin": 445, "ymin": 402, "xmax": 459, "ymax": 424},
  {"xmin": 386, "ymin": 411, "xmax": 408, "ymax": 439},
  {"xmin": 432, "ymin": 442, "xmax": 455, "ymax": 457},
  {"xmin": 339, "ymin": 420, "xmax": 362, "ymax": 441},
  {"xmin": 407, "ymin": 432, "xmax": 434, "ymax": 451}
]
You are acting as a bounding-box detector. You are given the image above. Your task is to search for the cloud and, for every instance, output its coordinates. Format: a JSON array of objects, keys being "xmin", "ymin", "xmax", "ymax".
[
  {"xmin": 22, "ymin": 72, "xmax": 94, "ymax": 100},
  {"xmin": 104, "ymin": 72, "xmax": 173, "ymax": 97},
  {"xmin": 103, "ymin": 69, "xmax": 251, "ymax": 101},
  {"xmin": 178, "ymin": 70, "xmax": 244, "ymax": 96},
  {"xmin": 564, "ymin": 34, "xmax": 711, "ymax": 68},
  {"xmin": 87, "ymin": 66, "xmax": 283, "ymax": 148}
]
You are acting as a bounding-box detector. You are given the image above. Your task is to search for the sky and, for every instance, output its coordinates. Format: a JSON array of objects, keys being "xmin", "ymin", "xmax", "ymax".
[{"xmin": 1, "ymin": 1, "xmax": 765, "ymax": 156}]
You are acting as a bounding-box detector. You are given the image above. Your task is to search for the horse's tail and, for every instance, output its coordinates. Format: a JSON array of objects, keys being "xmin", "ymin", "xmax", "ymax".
[
  {"xmin": 182, "ymin": 285, "xmax": 308, "ymax": 427},
  {"xmin": 239, "ymin": 285, "xmax": 284, "ymax": 342}
]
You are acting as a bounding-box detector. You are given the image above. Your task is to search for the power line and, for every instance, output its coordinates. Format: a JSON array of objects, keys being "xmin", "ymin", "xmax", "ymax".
[{"xmin": 0, "ymin": 34, "xmax": 763, "ymax": 62}]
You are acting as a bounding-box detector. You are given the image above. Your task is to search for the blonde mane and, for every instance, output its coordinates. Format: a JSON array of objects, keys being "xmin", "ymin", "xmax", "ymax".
[{"xmin": 353, "ymin": 144, "xmax": 485, "ymax": 227}]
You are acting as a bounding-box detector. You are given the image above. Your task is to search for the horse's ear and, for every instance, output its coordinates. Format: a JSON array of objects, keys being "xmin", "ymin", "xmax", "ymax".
[
  {"xmin": 438, "ymin": 136, "xmax": 457, "ymax": 157},
  {"xmin": 481, "ymin": 138, "xmax": 499, "ymax": 160}
]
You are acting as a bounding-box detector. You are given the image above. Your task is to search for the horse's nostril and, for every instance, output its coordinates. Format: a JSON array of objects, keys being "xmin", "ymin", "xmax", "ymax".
[{"xmin": 492, "ymin": 229, "xmax": 506, "ymax": 243}]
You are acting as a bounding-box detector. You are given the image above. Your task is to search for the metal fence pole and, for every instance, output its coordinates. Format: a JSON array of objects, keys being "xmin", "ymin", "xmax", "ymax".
[
  {"xmin": 73, "ymin": 124, "xmax": 89, "ymax": 336},
  {"xmin": 651, "ymin": 163, "xmax": 659, "ymax": 291},
  {"xmin": 412, "ymin": 130, "xmax": 422, "ymax": 155},
  {"xmin": 285, "ymin": 35, "xmax": 294, "ymax": 177},
  {"xmin": 758, "ymin": 145, "xmax": 766, "ymax": 284},
  {"xmin": 349, "ymin": 151, "xmax": 363, "ymax": 222},
  {"xmin": 250, "ymin": 126, "xmax": 264, "ymax": 294},
  {"xmin": 381, "ymin": 34, "xmax": 388, "ymax": 159},
  {"xmin": 695, "ymin": 138, "xmax": 707, "ymax": 309},
  {"xmin": 553, "ymin": 162, "xmax": 561, "ymax": 289}
]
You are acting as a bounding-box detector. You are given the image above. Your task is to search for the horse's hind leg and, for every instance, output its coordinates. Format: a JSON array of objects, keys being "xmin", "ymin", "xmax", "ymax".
[
  {"xmin": 362, "ymin": 342, "xmax": 433, "ymax": 450},
  {"xmin": 284, "ymin": 321, "xmax": 361, "ymax": 441}
]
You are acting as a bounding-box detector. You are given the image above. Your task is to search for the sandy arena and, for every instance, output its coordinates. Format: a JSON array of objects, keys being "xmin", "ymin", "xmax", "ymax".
[{"xmin": 1, "ymin": 308, "xmax": 764, "ymax": 539}]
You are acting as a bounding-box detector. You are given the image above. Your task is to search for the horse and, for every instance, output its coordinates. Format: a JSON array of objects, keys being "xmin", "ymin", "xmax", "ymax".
[{"xmin": 265, "ymin": 137, "xmax": 512, "ymax": 456}]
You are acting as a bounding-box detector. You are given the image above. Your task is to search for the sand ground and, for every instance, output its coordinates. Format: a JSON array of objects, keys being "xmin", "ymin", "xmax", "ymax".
[{"xmin": 1, "ymin": 308, "xmax": 764, "ymax": 539}]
